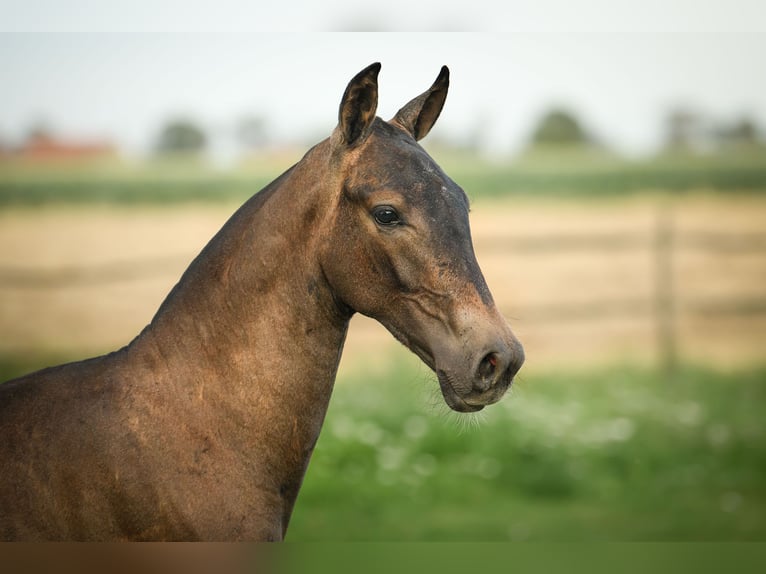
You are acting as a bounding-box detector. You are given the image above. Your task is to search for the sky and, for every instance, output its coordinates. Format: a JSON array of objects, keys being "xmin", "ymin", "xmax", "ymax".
[{"xmin": 1, "ymin": 1, "xmax": 765, "ymax": 160}]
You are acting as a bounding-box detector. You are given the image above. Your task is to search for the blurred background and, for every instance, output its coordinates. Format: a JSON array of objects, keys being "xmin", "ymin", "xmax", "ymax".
[{"xmin": 1, "ymin": 4, "xmax": 765, "ymax": 540}]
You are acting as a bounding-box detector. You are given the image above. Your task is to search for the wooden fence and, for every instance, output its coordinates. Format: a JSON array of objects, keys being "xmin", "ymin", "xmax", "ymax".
[
  {"xmin": 475, "ymin": 208, "xmax": 766, "ymax": 373},
  {"xmin": 1, "ymin": 209, "xmax": 765, "ymax": 372}
]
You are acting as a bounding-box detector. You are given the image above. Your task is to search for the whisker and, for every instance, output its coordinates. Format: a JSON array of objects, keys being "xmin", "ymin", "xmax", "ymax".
[{"xmin": 447, "ymin": 408, "xmax": 486, "ymax": 434}]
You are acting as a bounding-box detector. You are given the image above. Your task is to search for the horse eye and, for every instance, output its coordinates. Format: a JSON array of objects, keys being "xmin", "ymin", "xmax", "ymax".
[{"xmin": 372, "ymin": 206, "xmax": 400, "ymax": 226}]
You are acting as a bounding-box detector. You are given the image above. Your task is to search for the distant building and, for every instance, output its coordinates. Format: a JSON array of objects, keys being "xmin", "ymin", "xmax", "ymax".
[{"xmin": 17, "ymin": 134, "xmax": 117, "ymax": 161}]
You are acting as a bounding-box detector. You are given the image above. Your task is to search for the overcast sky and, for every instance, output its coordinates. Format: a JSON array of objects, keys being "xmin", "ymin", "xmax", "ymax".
[{"xmin": 1, "ymin": 1, "xmax": 765, "ymax": 159}]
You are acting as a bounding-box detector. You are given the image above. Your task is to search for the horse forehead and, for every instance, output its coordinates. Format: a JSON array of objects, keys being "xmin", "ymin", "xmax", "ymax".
[
  {"xmin": 356, "ymin": 165, "xmax": 465, "ymax": 211},
  {"xmin": 356, "ymin": 136, "xmax": 465, "ymax": 204}
]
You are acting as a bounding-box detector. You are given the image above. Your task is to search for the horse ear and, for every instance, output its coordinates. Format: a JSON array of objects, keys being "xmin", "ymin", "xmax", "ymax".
[
  {"xmin": 337, "ymin": 62, "xmax": 381, "ymax": 146},
  {"xmin": 392, "ymin": 65, "xmax": 449, "ymax": 141}
]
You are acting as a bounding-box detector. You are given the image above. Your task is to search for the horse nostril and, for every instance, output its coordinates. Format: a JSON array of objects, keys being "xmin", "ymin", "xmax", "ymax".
[{"xmin": 476, "ymin": 352, "xmax": 499, "ymax": 390}]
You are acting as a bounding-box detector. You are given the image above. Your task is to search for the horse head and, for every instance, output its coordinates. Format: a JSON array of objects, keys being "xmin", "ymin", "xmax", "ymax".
[{"xmin": 321, "ymin": 63, "xmax": 524, "ymax": 412}]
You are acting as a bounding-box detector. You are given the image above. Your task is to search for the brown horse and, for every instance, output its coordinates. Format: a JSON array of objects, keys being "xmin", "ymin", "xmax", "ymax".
[{"xmin": 0, "ymin": 63, "xmax": 524, "ymax": 541}]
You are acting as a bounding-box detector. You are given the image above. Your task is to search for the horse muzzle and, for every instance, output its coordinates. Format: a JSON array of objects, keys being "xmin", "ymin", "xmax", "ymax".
[{"xmin": 435, "ymin": 335, "xmax": 525, "ymax": 413}]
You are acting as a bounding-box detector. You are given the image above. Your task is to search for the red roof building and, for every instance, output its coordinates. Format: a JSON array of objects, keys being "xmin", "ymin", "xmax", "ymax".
[{"xmin": 18, "ymin": 135, "xmax": 117, "ymax": 160}]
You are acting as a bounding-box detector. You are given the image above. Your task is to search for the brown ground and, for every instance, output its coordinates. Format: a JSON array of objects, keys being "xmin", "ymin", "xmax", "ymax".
[{"xmin": 1, "ymin": 193, "xmax": 765, "ymax": 377}]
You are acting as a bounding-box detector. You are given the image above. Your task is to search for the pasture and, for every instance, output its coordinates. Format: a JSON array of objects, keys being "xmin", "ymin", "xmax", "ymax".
[
  {"xmin": 290, "ymin": 361, "xmax": 766, "ymax": 541},
  {"xmin": 1, "ymin": 152, "xmax": 765, "ymax": 539}
]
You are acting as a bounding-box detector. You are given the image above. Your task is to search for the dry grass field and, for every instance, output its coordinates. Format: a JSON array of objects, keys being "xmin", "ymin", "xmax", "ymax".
[{"xmin": 1, "ymin": 193, "xmax": 765, "ymax": 376}]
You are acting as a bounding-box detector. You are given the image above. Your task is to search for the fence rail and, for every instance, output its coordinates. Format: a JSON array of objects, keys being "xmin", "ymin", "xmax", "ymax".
[
  {"xmin": 476, "ymin": 230, "xmax": 766, "ymax": 253},
  {"xmin": 0, "ymin": 255, "xmax": 190, "ymax": 288},
  {"xmin": 2, "ymin": 215, "xmax": 764, "ymax": 373},
  {"xmin": 3, "ymin": 233, "xmax": 766, "ymax": 287}
]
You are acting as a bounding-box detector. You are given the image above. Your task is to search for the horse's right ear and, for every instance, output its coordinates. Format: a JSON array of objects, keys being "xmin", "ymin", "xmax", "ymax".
[
  {"xmin": 336, "ymin": 62, "xmax": 381, "ymax": 147},
  {"xmin": 392, "ymin": 66, "xmax": 449, "ymax": 141}
]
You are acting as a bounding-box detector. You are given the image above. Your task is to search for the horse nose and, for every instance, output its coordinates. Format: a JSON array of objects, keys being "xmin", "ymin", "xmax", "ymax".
[{"xmin": 473, "ymin": 339, "xmax": 524, "ymax": 393}]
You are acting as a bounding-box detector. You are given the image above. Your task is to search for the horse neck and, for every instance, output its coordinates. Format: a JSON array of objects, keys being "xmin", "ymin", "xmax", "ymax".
[{"xmin": 130, "ymin": 141, "xmax": 350, "ymax": 430}]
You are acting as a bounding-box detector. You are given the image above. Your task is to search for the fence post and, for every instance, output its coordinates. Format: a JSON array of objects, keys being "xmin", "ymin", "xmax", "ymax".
[{"xmin": 654, "ymin": 204, "xmax": 677, "ymax": 377}]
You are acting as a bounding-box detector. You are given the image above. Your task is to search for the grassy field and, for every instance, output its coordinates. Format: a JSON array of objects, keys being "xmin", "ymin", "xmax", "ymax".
[
  {"xmin": 287, "ymin": 359, "xmax": 766, "ymax": 541},
  {"xmin": 2, "ymin": 147, "xmax": 766, "ymax": 206}
]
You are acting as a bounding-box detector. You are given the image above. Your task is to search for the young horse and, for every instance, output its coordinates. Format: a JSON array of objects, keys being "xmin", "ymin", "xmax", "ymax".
[{"xmin": 0, "ymin": 63, "xmax": 524, "ymax": 541}]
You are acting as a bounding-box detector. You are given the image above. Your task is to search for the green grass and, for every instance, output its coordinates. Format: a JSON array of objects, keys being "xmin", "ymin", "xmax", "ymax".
[
  {"xmin": 446, "ymin": 147, "xmax": 766, "ymax": 199},
  {"xmin": 287, "ymin": 360, "xmax": 766, "ymax": 541},
  {"xmin": 0, "ymin": 156, "xmax": 284, "ymax": 206},
  {"xmin": 2, "ymin": 354, "xmax": 764, "ymax": 540},
  {"xmin": 2, "ymin": 148, "xmax": 766, "ymax": 206}
]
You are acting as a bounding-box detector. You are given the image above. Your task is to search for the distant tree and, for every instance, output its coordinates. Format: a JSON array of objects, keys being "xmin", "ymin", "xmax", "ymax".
[
  {"xmin": 155, "ymin": 118, "xmax": 207, "ymax": 155},
  {"xmin": 529, "ymin": 108, "xmax": 590, "ymax": 146},
  {"xmin": 714, "ymin": 117, "xmax": 760, "ymax": 147}
]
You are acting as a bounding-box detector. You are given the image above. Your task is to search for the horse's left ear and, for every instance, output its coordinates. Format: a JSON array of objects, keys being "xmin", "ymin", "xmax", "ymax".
[
  {"xmin": 337, "ymin": 62, "xmax": 381, "ymax": 146},
  {"xmin": 392, "ymin": 66, "xmax": 449, "ymax": 141}
]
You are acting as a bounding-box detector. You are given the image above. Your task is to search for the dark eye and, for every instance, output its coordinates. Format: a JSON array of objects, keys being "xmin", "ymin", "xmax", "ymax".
[{"xmin": 372, "ymin": 206, "xmax": 400, "ymax": 226}]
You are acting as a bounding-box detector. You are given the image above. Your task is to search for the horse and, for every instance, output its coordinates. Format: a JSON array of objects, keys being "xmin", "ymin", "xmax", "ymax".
[{"xmin": 0, "ymin": 63, "xmax": 524, "ymax": 541}]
